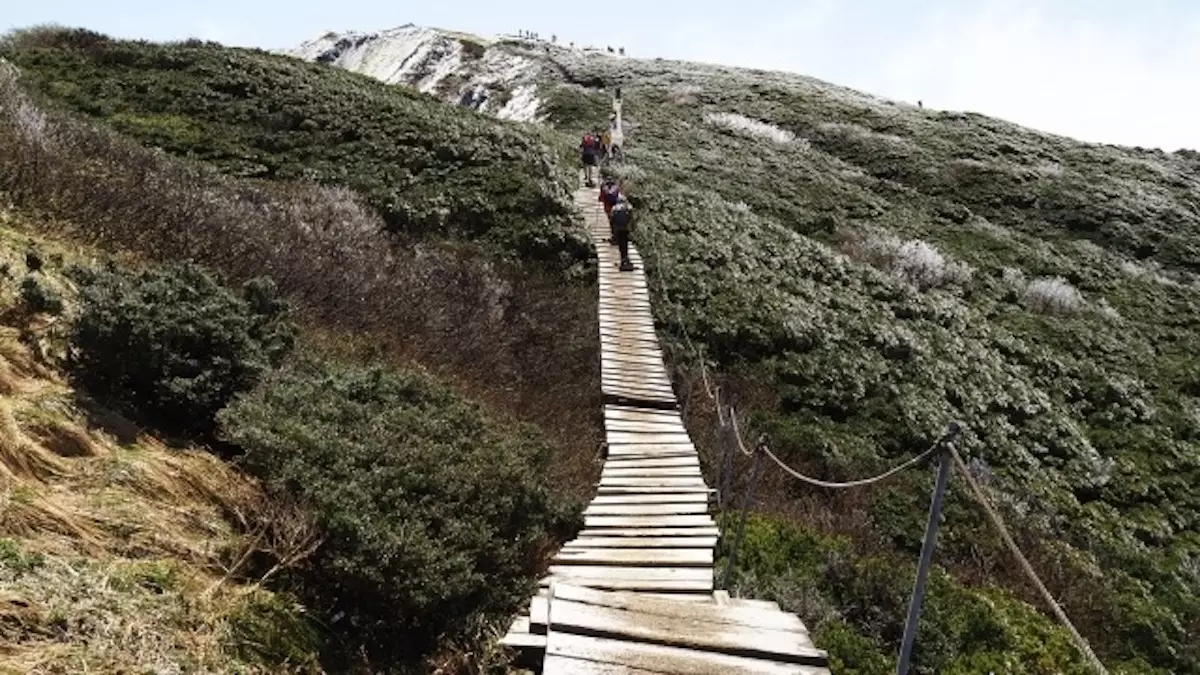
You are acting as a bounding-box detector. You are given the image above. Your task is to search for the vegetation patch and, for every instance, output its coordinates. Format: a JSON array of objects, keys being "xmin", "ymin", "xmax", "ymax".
[{"xmin": 218, "ymin": 354, "xmax": 583, "ymax": 665}]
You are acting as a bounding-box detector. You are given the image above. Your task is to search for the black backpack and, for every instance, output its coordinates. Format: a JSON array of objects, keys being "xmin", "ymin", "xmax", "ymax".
[{"xmin": 610, "ymin": 205, "xmax": 631, "ymax": 230}]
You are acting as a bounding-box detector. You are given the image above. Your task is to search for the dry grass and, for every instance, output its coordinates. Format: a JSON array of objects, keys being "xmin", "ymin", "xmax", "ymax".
[{"xmin": 0, "ymin": 228, "xmax": 317, "ymax": 673}]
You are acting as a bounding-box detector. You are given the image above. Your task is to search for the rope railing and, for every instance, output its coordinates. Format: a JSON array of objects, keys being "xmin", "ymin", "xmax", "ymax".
[{"xmin": 636, "ymin": 209, "xmax": 1109, "ymax": 675}]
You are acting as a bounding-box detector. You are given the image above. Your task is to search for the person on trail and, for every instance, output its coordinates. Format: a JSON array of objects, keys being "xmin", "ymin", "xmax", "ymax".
[
  {"xmin": 608, "ymin": 114, "xmax": 624, "ymax": 162},
  {"xmin": 581, "ymin": 132, "xmax": 600, "ymax": 186},
  {"xmin": 609, "ymin": 195, "xmax": 635, "ymax": 271},
  {"xmin": 598, "ymin": 175, "xmax": 621, "ymax": 228},
  {"xmin": 601, "ymin": 128, "xmax": 613, "ymax": 159}
]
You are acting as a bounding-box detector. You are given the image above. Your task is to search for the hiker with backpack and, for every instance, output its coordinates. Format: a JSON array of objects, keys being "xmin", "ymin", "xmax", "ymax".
[
  {"xmin": 580, "ymin": 132, "xmax": 601, "ymax": 186},
  {"xmin": 609, "ymin": 195, "xmax": 635, "ymax": 271},
  {"xmin": 598, "ymin": 174, "xmax": 621, "ymax": 224}
]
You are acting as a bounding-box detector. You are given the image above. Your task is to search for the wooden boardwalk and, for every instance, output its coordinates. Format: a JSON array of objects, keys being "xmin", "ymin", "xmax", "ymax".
[{"xmin": 501, "ymin": 187, "xmax": 830, "ymax": 673}]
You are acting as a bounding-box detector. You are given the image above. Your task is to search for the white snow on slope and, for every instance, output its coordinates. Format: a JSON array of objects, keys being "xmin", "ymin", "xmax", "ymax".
[
  {"xmin": 290, "ymin": 25, "xmax": 545, "ymax": 122},
  {"xmin": 705, "ymin": 112, "xmax": 796, "ymax": 144},
  {"xmin": 496, "ymin": 84, "xmax": 541, "ymax": 122}
]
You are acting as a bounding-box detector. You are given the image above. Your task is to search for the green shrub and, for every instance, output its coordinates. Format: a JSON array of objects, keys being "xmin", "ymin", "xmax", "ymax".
[
  {"xmin": 217, "ymin": 356, "xmax": 582, "ymax": 664},
  {"xmin": 19, "ymin": 274, "xmax": 62, "ymax": 314},
  {"xmin": 69, "ymin": 263, "xmax": 295, "ymax": 437}
]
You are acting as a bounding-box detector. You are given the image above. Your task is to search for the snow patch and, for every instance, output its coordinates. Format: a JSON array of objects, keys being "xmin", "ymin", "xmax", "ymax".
[
  {"xmin": 496, "ymin": 84, "xmax": 541, "ymax": 123},
  {"xmin": 291, "ymin": 25, "xmax": 544, "ymax": 122},
  {"xmin": 704, "ymin": 112, "xmax": 795, "ymax": 145}
]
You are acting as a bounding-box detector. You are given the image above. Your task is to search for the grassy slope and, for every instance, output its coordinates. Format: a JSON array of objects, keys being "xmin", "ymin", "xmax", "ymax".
[
  {"xmin": 0, "ymin": 27, "xmax": 589, "ymax": 268},
  {"xmin": 532, "ymin": 51, "xmax": 1200, "ymax": 673},
  {"xmin": 0, "ymin": 217, "xmax": 322, "ymax": 673},
  {"xmin": 0, "ymin": 28, "xmax": 604, "ymax": 500},
  {"xmin": 0, "ymin": 29, "xmax": 600, "ymax": 672}
]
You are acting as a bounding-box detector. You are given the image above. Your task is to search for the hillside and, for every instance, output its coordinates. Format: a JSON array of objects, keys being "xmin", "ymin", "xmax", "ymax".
[
  {"xmin": 293, "ymin": 26, "xmax": 1200, "ymax": 674},
  {"xmin": 0, "ymin": 21, "xmax": 1197, "ymax": 674},
  {"xmin": 0, "ymin": 27, "xmax": 597, "ymax": 673}
]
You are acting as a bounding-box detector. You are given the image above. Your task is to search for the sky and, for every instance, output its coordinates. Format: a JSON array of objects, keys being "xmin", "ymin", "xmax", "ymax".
[{"xmin": 4, "ymin": 0, "xmax": 1199, "ymax": 151}]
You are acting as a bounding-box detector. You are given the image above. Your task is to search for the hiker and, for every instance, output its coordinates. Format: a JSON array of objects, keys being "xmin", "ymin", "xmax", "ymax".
[
  {"xmin": 609, "ymin": 196, "xmax": 635, "ymax": 271},
  {"xmin": 598, "ymin": 174, "xmax": 621, "ymax": 226},
  {"xmin": 580, "ymin": 132, "xmax": 600, "ymax": 186},
  {"xmin": 608, "ymin": 114, "xmax": 624, "ymax": 162},
  {"xmin": 601, "ymin": 128, "xmax": 613, "ymax": 159}
]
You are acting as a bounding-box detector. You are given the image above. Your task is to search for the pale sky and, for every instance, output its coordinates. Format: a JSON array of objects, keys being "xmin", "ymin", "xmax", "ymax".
[{"xmin": 4, "ymin": 1, "xmax": 1199, "ymax": 151}]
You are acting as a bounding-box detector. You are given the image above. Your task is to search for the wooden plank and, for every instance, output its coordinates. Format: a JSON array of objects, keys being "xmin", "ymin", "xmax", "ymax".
[
  {"xmin": 596, "ymin": 478, "xmax": 708, "ymax": 490},
  {"xmin": 601, "ymin": 372, "xmax": 672, "ymax": 385},
  {"xmin": 564, "ymin": 536, "xmax": 718, "ymax": 550},
  {"xmin": 602, "ymin": 371, "xmax": 672, "ymax": 385},
  {"xmin": 544, "ymin": 633, "xmax": 823, "ymax": 675},
  {"xmin": 604, "ymin": 419, "xmax": 687, "ymax": 431},
  {"xmin": 597, "ymin": 315, "xmax": 656, "ymax": 326},
  {"xmin": 546, "ymin": 565, "xmax": 713, "ymax": 589},
  {"xmin": 545, "ymin": 598, "xmax": 826, "ymax": 666},
  {"xmin": 603, "ymin": 394, "xmax": 678, "ymax": 406},
  {"xmin": 601, "ymin": 467, "xmax": 704, "ymax": 479},
  {"xmin": 584, "ymin": 514, "xmax": 715, "ymax": 529},
  {"xmin": 600, "ymin": 332, "xmax": 657, "ymax": 341},
  {"xmin": 601, "ymin": 374, "xmax": 674, "ymax": 388},
  {"xmin": 601, "ymin": 351, "xmax": 666, "ymax": 364},
  {"xmin": 606, "ymin": 440, "xmax": 694, "ymax": 450},
  {"xmin": 604, "ymin": 407, "xmax": 683, "ymax": 422},
  {"xmin": 552, "ymin": 548, "xmax": 713, "ymax": 567},
  {"xmin": 585, "ymin": 503, "xmax": 709, "ymax": 516},
  {"xmin": 580, "ymin": 526, "xmax": 720, "ymax": 537},
  {"xmin": 601, "ymin": 363, "xmax": 670, "ymax": 376},
  {"xmin": 602, "ymin": 391, "xmax": 677, "ymax": 405},
  {"xmin": 604, "ymin": 454, "xmax": 700, "ymax": 466},
  {"xmin": 601, "ymin": 352, "xmax": 666, "ymax": 364},
  {"xmin": 543, "ymin": 655, "xmax": 660, "ymax": 675},
  {"xmin": 551, "ymin": 584, "xmax": 809, "ymax": 633},
  {"xmin": 595, "ymin": 486, "xmax": 713, "ymax": 497},
  {"xmin": 607, "ymin": 434, "xmax": 695, "ymax": 447},
  {"xmin": 602, "ymin": 382, "xmax": 675, "ymax": 394},
  {"xmin": 588, "ymin": 487, "xmax": 705, "ymax": 499},
  {"xmin": 601, "ymin": 383, "xmax": 676, "ymax": 397},
  {"xmin": 530, "ymin": 596, "xmax": 549, "ymax": 634},
  {"xmin": 602, "ymin": 449, "xmax": 697, "ymax": 461}
]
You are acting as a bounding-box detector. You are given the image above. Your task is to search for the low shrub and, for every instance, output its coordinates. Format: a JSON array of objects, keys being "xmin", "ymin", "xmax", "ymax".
[
  {"xmin": 69, "ymin": 263, "xmax": 296, "ymax": 437},
  {"xmin": 19, "ymin": 274, "xmax": 62, "ymax": 314},
  {"xmin": 217, "ymin": 355, "xmax": 583, "ymax": 665}
]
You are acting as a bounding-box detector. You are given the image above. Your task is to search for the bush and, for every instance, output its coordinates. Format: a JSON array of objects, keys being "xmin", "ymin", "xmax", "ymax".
[
  {"xmin": 217, "ymin": 356, "xmax": 582, "ymax": 664},
  {"xmin": 19, "ymin": 274, "xmax": 63, "ymax": 314},
  {"xmin": 1023, "ymin": 276, "xmax": 1086, "ymax": 314},
  {"xmin": 69, "ymin": 263, "xmax": 295, "ymax": 437}
]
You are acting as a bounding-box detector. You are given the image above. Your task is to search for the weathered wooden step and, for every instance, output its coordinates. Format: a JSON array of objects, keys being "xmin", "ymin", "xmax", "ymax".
[
  {"xmin": 544, "ymin": 597, "xmax": 825, "ymax": 666},
  {"xmin": 543, "ymin": 633, "xmax": 825, "ymax": 675},
  {"xmin": 580, "ymin": 526, "xmax": 721, "ymax": 538},
  {"xmin": 552, "ymin": 547, "xmax": 713, "ymax": 567},
  {"xmin": 550, "ymin": 584, "xmax": 809, "ymax": 633},
  {"xmin": 600, "ymin": 457, "xmax": 700, "ymax": 470},
  {"xmin": 584, "ymin": 514, "xmax": 715, "ymax": 529},
  {"xmin": 563, "ymin": 536, "xmax": 719, "ymax": 550},
  {"xmin": 544, "ymin": 566, "xmax": 714, "ymax": 593},
  {"xmin": 584, "ymin": 502, "xmax": 709, "ymax": 516}
]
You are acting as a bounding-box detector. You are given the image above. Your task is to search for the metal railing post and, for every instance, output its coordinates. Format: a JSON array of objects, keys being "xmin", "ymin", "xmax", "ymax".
[
  {"xmin": 722, "ymin": 441, "xmax": 764, "ymax": 590},
  {"xmin": 896, "ymin": 422, "xmax": 961, "ymax": 674}
]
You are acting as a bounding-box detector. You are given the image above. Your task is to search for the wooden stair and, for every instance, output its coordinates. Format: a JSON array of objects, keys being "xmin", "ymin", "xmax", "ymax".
[{"xmin": 499, "ymin": 185, "xmax": 830, "ymax": 673}]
